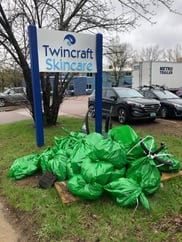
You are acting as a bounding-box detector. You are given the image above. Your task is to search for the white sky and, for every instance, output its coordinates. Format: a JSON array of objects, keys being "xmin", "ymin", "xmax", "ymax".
[{"xmin": 111, "ymin": 0, "xmax": 182, "ymax": 53}]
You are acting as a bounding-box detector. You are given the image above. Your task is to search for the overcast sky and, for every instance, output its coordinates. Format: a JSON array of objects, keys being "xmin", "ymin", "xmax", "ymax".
[{"xmin": 116, "ymin": 0, "xmax": 182, "ymax": 53}]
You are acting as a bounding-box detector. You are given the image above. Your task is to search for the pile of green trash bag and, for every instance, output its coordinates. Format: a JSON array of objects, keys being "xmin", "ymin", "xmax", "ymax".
[{"xmin": 9, "ymin": 125, "xmax": 181, "ymax": 210}]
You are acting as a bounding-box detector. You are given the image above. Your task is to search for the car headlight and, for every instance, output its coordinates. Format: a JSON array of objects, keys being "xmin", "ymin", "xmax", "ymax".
[{"xmin": 126, "ymin": 101, "xmax": 144, "ymax": 108}]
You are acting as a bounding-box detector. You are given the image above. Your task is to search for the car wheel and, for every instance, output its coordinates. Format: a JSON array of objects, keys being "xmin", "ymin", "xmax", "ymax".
[
  {"xmin": 118, "ymin": 107, "xmax": 128, "ymax": 124},
  {"xmin": 0, "ymin": 98, "xmax": 6, "ymax": 107},
  {"xmin": 88, "ymin": 105, "xmax": 95, "ymax": 118},
  {"xmin": 160, "ymin": 107, "xmax": 169, "ymax": 118}
]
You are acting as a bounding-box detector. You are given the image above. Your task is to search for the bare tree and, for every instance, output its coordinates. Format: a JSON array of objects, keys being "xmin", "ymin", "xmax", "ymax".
[
  {"xmin": 163, "ymin": 44, "xmax": 182, "ymax": 62},
  {"xmin": 0, "ymin": 0, "xmax": 178, "ymax": 126},
  {"xmin": 140, "ymin": 45, "xmax": 164, "ymax": 61},
  {"xmin": 105, "ymin": 36, "xmax": 133, "ymax": 86}
]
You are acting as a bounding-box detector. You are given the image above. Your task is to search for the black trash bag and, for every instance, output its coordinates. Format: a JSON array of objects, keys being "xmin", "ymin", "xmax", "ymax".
[{"xmin": 39, "ymin": 171, "xmax": 57, "ymax": 189}]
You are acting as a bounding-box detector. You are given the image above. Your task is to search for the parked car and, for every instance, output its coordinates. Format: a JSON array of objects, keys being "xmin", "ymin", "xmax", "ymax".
[
  {"xmin": 139, "ymin": 86, "xmax": 182, "ymax": 118},
  {"xmin": 88, "ymin": 87, "xmax": 161, "ymax": 124},
  {"xmin": 0, "ymin": 87, "xmax": 28, "ymax": 107},
  {"xmin": 176, "ymin": 87, "xmax": 182, "ymax": 98}
]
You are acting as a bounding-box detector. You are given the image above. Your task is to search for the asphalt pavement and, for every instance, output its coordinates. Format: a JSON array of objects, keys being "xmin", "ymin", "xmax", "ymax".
[{"xmin": 0, "ymin": 95, "xmax": 89, "ymax": 124}]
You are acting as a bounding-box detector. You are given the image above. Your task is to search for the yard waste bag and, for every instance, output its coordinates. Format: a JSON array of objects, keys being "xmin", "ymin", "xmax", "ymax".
[
  {"xmin": 9, "ymin": 154, "xmax": 40, "ymax": 180},
  {"xmin": 68, "ymin": 174, "xmax": 103, "ymax": 200},
  {"xmin": 104, "ymin": 177, "xmax": 150, "ymax": 210}
]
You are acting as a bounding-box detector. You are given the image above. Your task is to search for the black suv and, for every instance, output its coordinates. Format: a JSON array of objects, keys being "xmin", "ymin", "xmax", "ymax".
[
  {"xmin": 139, "ymin": 86, "xmax": 182, "ymax": 119},
  {"xmin": 88, "ymin": 87, "xmax": 160, "ymax": 124}
]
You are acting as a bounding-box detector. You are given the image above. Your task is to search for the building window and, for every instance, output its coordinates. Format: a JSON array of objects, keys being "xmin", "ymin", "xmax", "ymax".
[
  {"xmin": 125, "ymin": 71, "xmax": 132, "ymax": 76},
  {"xmin": 86, "ymin": 83, "xmax": 92, "ymax": 94},
  {"xmin": 68, "ymin": 83, "xmax": 74, "ymax": 96},
  {"xmin": 87, "ymin": 73, "xmax": 93, "ymax": 77},
  {"xmin": 86, "ymin": 84, "xmax": 92, "ymax": 90}
]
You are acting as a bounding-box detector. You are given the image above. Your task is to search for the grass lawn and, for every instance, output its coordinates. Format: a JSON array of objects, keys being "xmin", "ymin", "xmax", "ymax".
[{"xmin": 0, "ymin": 117, "xmax": 181, "ymax": 242}]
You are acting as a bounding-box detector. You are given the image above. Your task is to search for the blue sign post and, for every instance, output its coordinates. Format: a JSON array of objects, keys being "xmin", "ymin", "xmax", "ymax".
[
  {"xmin": 28, "ymin": 25, "xmax": 44, "ymax": 147},
  {"xmin": 95, "ymin": 33, "xmax": 103, "ymax": 134}
]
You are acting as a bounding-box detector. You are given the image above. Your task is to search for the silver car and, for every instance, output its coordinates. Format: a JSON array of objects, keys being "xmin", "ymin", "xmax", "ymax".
[{"xmin": 0, "ymin": 87, "xmax": 28, "ymax": 107}]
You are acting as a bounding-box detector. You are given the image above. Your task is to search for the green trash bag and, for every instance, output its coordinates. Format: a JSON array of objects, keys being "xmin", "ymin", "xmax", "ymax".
[
  {"xmin": 90, "ymin": 138, "xmax": 127, "ymax": 169},
  {"xmin": 81, "ymin": 158, "xmax": 114, "ymax": 185},
  {"xmin": 108, "ymin": 125, "xmax": 140, "ymax": 151},
  {"xmin": 126, "ymin": 156, "xmax": 161, "ymax": 195},
  {"xmin": 126, "ymin": 135, "xmax": 157, "ymax": 162},
  {"xmin": 47, "ymin": 149, "xmax": 69, "ymax": 181},
  {"xmin": 10, "ymin": 154, "xmax": 40, "ymax": 180},
  {"xmin": 39, "ymin": 147, "xmax": 57, "ymax": 173},
  {"xmin": 68, "ymin": 174, "xmax": 103, "ymax": 200},
  {"xmin": 155, "ymin": 147, "xmax": 181, "ymax": 172},
  {"xmin": 54, "ymin": 129, "xmax": 86, "ymax": 157},
  {"xmin": 84, "ymin": 132, "xmax": 104, "ymax": 147},
  {"xmin": 109, "ymin": 167, "xmax": 126, "ymax": 182},
  {"xmin": 66, "ymin": 161, "xmax": 74, "ymax": 179},
  {"xmin": 70, "ymin": 140, "xmax": 92, "ymax": 174},
  {"xmin": 108, "ymin": 125, "xmax": 157, "ymax": 161},
  {"xmin": 69, "ymin": 132, "xmax": 105, "ymax": 175},
  {"xmin": 104, "ymin": 177, "xmax": 150, "ymax": 210}
]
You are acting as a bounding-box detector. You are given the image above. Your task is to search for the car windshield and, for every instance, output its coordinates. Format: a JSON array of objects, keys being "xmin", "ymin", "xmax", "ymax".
[
  {"xmin": 115, "ymin": 88, "xmax": 143, "ymax": 98},
  {"xmin": 4, "ymin": 89, "xmax": 16, "ymax": 95},
  {"xmin": 153, "ymin": 90, "xmax": 179, "ymax": 99}
]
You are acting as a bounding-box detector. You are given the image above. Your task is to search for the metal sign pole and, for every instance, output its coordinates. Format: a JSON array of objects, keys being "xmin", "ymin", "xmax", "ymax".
[
  {"xmin": 28, "ymin": 25, "xmax": 44, "ymax": 147},
  {"xmin": 95, "ymin": 33, "xmax": 103, "ymax": 134}
]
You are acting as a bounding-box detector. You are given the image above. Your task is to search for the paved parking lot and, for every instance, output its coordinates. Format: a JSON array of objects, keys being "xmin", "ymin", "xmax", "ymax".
[
  {"xmin": 0, "ymin": 95, "xmax": 181, "ymax": 134},
  {"xmin": 0, "ymin": 95, "xmax": 89, "ymax": 124}
]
